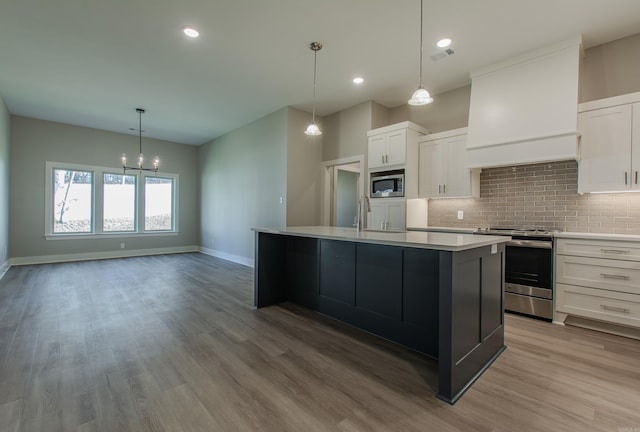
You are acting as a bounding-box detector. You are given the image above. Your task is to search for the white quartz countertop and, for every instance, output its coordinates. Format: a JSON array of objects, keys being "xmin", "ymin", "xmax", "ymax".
[
  {"xmin": 407, "ymin": 226, "xmax": 478, "ymax": 234},
  {"xmin": 253, "ymin": 226, "xmax": 510, "ymax": 252},
  {"xmin": 554, "ymin": 232, "xmax": 640, "ymax": 242}
]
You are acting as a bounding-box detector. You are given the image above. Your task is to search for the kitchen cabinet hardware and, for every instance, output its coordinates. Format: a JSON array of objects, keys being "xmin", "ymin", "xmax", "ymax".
[
  {"xmin": 556, "ymin": 237, "xmax": 640, "ymax": 332},
  {"xmin": 600, "ymin": 273, "xmax": 630, "ymax": 281},
  {"xmin": 600, "ymin": 304, "xmax": 630, "ymax": 313},
  {"xmin": 636, "ymin": 171, "xmax": 638, "ymax": 184},
  {"xmin": 625, "ymin": 171, "xmax": 628, "ymax": 185}
]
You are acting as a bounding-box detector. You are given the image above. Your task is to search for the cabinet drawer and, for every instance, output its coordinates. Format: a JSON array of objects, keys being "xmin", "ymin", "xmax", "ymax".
[
  {"xmin": 556, "ymin": 238, "xmax": 640, "ymax": 261},
  {"xmin": 556, "ymin": 283, "xmax": 640, "ymax": 329},
  {"xmin": 556, "ymin": 255, "xmax": 640, "ymax": 295}
]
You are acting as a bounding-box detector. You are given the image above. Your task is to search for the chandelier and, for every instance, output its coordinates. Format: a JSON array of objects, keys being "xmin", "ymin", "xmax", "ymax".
[{"xmin": 121, "ymin": 108, "xmax": 159, "ymax": 173}]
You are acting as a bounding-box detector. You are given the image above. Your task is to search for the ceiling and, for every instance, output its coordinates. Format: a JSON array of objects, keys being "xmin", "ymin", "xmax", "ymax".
[{"xmin": 1, "ymin": 0, "xmax": 640, "ymax": 146}]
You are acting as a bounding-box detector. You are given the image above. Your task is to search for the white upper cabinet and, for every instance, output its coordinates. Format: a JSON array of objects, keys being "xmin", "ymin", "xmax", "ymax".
[
  {"xmin": 419, "ymin": 128, "xmax": 480, "ymax": 198},
  {"xmin": 368, "ymin": 129, "xmax": 407, "ymax": 168},
  {"xmin": 578, "ymin": 92, "xmax": 640, "ymax": 193},
  {"xmin": 466, "ymin": 38, "xmax": 581, "ymax": 168},
  {"xmin": 367, "ymin": 122, "xmax": 427, "ymax": 170}
]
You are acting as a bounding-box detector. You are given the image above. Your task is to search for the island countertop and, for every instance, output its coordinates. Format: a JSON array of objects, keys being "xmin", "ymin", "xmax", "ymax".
[{"xmin": 252, "ymin": 226, "xmax": 510, "ymax": 252}]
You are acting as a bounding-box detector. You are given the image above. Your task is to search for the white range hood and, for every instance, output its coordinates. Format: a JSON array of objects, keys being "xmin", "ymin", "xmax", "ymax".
[{"xmin": 466, "ymin": 38, "xmax": 582, "ymax": 169}]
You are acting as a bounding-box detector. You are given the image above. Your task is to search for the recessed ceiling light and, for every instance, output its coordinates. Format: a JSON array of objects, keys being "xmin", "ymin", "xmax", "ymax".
[
  {"xmin": 182, "ymin": 26, "xmax": 199, "ymax": 38},
  {"xmin": 437, "ymin": 38, "xmax": 452, "ymax": 48},
  {"xmin": 353, "ymin": 77, "xmax": 364, "ymax": 84}
]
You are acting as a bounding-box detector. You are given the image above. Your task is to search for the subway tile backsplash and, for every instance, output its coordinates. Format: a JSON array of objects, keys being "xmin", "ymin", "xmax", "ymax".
[{"xmin": 428, "ymin": 160, "xmax": 640, "ymax": 234}]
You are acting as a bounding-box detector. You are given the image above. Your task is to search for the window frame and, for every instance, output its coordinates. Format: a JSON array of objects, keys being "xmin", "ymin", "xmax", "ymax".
[{"xmin": 45, "ymin": 161, "xmax": 179, "ymax": 240}]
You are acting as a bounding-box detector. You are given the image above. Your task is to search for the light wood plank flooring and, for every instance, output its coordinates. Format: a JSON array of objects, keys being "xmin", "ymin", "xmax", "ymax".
[{"xmin": 0, "ymin": 253, "xmax": 639, "ymax": 431}]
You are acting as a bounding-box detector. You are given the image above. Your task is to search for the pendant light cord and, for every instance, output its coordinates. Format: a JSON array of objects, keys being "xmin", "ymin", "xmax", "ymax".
[
  {"xmin": 418, "ymin": 0, "xmax": 423, "ymax": 89},
  {"xmin": 312, "ymin": 46, "xmax": 318, "ymax": 123},
  {"xmin": 138, "ymin": 109, "xmax": 143, "ymax": 155}
]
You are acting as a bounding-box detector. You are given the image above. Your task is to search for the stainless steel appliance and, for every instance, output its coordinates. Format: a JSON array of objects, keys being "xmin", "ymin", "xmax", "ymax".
[
  {"xmin": 370, "ymin": 170, "xmax": 404, "ymax": 198},
  {"xmin": 475, "ymin": 227, "xmax": 554, "ymax": 321}
]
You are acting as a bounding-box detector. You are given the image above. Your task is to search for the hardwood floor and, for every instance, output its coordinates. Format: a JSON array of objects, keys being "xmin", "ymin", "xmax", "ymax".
[{"xmin": 0, "ymin": 253, "xmax": 639, "ymax": 431}]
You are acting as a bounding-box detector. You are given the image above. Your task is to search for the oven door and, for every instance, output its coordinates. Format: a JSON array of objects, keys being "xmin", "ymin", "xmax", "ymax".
[{"xmin": 505, "ymin": 239, "xmax": 553, "ymax": 291}]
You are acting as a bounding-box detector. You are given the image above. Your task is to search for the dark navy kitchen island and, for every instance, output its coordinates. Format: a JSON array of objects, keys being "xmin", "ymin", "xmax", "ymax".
[{"xmin": 253, "ymin": 226, "xmax": 509, "ymax": 404}]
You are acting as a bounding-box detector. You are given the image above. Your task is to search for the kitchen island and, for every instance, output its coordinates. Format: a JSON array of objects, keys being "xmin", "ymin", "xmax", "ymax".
[{"xmin": 253, "ymin": 226, "xmax": 510, "ymax": 404}]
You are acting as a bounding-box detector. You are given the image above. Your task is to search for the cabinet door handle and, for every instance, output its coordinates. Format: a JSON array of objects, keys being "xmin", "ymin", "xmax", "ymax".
[
  {"xmin": 625, "ymin": 171, "xmax": 628, "ymax": 185},
  {"xmin": 600, "ymin": 273, "xmax": 630, "ymax": 281},
  {"xmin": 438, "ymin": 185, "xmax": 442, "ymax": 194},
  {"xmin": 600, "ymin": 304, "xmax": 630, "ymax": 313},
  {"xmin": 636, "ymin": 171, "xmax": 638, "ymax": 185},
  {"xmin": 443, "ymin": 184, "xmax": 446, "ymax": 193},
  {"xmin": 385, "ymin": 154, "xmax": 388, "ymax": 164},
  {"xmin": 601, "ymin": 249, "xmax": 631, "ymax": 255},
  {"xmin": 381, "ymin": 155, "xmax": 384, "ymax": 164}
]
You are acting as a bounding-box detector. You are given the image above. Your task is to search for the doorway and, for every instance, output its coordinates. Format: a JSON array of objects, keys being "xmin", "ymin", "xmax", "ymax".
[{"xmin": 321, "ymin": 156, "xmax": 365, "ymax": 227}]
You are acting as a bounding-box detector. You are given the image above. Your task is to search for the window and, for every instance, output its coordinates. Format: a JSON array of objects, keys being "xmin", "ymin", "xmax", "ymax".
[
  {"xmin": 45, "ymin": 162, "xmax": 178, "ymax": 238},
  {"xmin": 145, "ymin": 176, "xmax": 174, "ymax": 231},
  {"xmin": 103, "ymin": 173, "xmax": 136, "ymax": 232},
  {"xmin": 53, "ymin": 169, "xmax": 93, "ymax": 233}
]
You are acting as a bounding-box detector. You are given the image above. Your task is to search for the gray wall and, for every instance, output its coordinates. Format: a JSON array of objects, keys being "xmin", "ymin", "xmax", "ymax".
[
  {"xmin": 323, "ymin": 100, "xmax": 388, "ymax": 163},
  {"xmin": 389, "ymin": 85, "xmax": 471, "ymax": 133},
  {"xmin": 199, "ymin": 108, "xmax": 287, "ymax": 264},
  {"xmin": 581, "ymin": 32, "xmax": 640, "ymax": 102},
  {"xmin": 0, "ymin": 98, "xmax": 9, "ymax": 269},
  {"xmin": 9, "ymin": 116, "xmax": 199, "ymax": 259},
  {"xmin": 286, "ymin": 107, "xmax": 323, "ymax": 226}
]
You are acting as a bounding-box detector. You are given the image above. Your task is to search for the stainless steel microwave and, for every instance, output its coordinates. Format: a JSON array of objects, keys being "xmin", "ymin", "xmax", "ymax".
[{"xmin": 370, "ymin": 170, "xmax": 404, "ymax": 198}]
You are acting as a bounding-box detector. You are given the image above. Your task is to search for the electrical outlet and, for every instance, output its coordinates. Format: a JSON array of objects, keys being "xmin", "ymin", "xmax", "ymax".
[
  {"xmin": 120, "ymin": 242, "xmax": 125, "ymax": 249},
  {"xmin": 457, "ymin": 210, "xmax": 464, "ymax": 220}
]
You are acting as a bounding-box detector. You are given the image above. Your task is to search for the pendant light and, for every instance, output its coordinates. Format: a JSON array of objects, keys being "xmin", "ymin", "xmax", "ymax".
[
  {"xmin": 408, "ymin": 0, "xmax": 433, "ymax": 106},
  {"xmin": 121, "ymin": 108, "xmax": 160, "ymax": 174},
  {"xmin": 304, "ymin": 42, "xmax": 323, "ymax": 136}
]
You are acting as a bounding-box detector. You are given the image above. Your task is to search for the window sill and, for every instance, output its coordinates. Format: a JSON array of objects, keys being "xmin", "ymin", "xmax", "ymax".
[{"xmin": 45, "ymin": 231, "xmax": 179, "ymax": 241}]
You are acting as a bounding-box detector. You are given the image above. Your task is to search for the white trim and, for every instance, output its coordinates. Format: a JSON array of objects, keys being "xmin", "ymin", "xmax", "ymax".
[
  {"xmin": 45, "ymin": 161, "xmax": 179, "ymax": 237},
  {"xmin": 45, "ymin": 231, "xmax": 179, "ymax": 240},
  {"xmin": 578, "ymin": 91, "xmax": 640, "ymax": 113},
  {"xmin": 418, "ymin": 127, "xmax": 468, "ymax": 143},
  {"xmin": 321, "ymin": 155, "xmax": 365, "ymax": 227},
  {"xmin": 366, "ymin": 121, "xmax": 429, "ymax": 137},
  {"xmin": 0, "ymin": 260, "xmax": 10, "ymax": 280},
  {"xmin": 10, "ymin": 246, "xmax": 198, "ymax": 266},
  {"xmin": 199, "ymin": 246, "xmax": 254, "ymax": 268},
  {"xmin": 470, "ymin": 36, "xmax": 582, "ymax": 79}
]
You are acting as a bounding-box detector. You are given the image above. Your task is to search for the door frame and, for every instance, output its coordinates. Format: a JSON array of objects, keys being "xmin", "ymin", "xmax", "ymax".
[{"xmin": 321, "ymin": 155, "xmax": 365, "ymax": 226}]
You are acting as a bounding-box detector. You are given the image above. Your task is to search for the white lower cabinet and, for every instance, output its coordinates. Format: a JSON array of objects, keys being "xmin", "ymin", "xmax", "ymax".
[
  {"xmin": 367, "ymin": 199, "xmax": 406, "ymax": 231},
  {"xmin": 556, "ymin": 237, "xmax": 640, "ymax": 331}
]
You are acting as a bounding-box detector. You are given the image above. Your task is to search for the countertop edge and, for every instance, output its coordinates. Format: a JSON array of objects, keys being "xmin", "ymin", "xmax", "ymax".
[{"xmin": 252, "ymin": 226, "xmax": 510, "ymax": 252}]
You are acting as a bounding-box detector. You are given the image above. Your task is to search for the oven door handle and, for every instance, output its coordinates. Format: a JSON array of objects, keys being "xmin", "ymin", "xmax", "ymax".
[{"xmin": 507, "ymin": 239, "xmax": 553, "ymax": 249}]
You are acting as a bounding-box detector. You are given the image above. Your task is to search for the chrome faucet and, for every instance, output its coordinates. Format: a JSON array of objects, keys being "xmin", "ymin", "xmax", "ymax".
[{"xmin": 354, "ymin": 195, "xmax": 371, "ymax": 232}]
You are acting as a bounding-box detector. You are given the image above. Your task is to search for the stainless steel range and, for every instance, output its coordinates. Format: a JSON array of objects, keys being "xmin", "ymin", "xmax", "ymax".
[{"xmin": 475, "ymin": 227, "xmax": 554, "ymax": 321}]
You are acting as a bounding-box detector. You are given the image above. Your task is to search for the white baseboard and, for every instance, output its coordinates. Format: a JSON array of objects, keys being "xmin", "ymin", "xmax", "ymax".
[
  {"xmin": 9, "ymin": 246, "xmax": 199, "ymax": 266},
  {"xmin": 199, "ymin": 246, "xmax": 254, "ymax": 268},
  {"xmin": 0, "ymin": 260, "xmax": 10, "ymax": 280}
]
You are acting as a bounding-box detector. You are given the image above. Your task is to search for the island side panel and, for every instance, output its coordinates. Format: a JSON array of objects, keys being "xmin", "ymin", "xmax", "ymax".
[
  {"xmin": 437, "ymin": 244, "xmax": 506, "ymax": 404},
  {"xmin": 286, "ymin": 236, "xmax": 320, "ymax": 310},
  {"xmin": 254, "ymin": 232, "xmax": 288, "ymax": 308}
]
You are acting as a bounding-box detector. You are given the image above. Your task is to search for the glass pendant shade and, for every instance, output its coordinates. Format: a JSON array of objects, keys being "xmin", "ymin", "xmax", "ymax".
[
  {"xmin": 304, "ymin": 123, "xmax": 322, "ymax": 136},
  {"xmin": 408, "ymin": 87, "xmax": 433, "ymax": 106}
]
